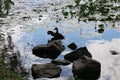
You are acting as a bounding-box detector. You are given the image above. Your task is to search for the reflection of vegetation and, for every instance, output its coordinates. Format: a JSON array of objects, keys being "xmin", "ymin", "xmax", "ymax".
[
  {"xmin": 0, "ymin": 33, "xmax": 5, "ymax": 41},
  {"xmin": 60, "ymin": 0, "xmax": 120, "ymax": 21},
  {"xmin": 98, "ymin": 28, "xmax": 105, "ymax": 33},
  {"xmin": 0, "ymin": 0, "xmax": 14, "ymax": 17},
  {"xmin": 0, "ymin": 34, "xmax": 28, "ymax": 80},
  {"xmin": 98, "ymin": 24, "xmax": 105, "ymax": 33},
  {"xmin": 74, "ymin": 0, "xmax": 81, "ymax": 6},
  {"xmin": 98, "ymin": 24, "xmax": 104, "ymax": 29},
  {"xmin": 115, "ymin": 14, "xmax": 120, "ymax": 20},
  {"xmin": 0, "ymin": 57, "xmax": 28, "ymax": 80},
  {"xmin": 62, "ymin": 10, "xmax": 69, "ymax": 18},
  {"xmin": 32, "ymin": 0, "xmax": 120, "ymax": 22}
]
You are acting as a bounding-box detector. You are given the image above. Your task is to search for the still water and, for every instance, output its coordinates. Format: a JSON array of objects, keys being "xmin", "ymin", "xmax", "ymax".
[
  {"xmin": 1, "ymin": 0, "xmax": 120, "ymax": 80},
  {"xmin": 10, "ymin": 21, "xmax": 120, "ymax": 80}
]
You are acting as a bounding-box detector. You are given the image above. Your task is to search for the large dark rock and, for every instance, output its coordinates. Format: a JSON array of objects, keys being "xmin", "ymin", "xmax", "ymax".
[
  {"xmin": 32, "ymin": 40, "xmax": 65, "ymax": 59},
  {"xmin": 72, "ymin": 56, "xmax": 101, "ymax": 80},
  {"xmin": 31, "ymin": 63, "xmax": 62, "ymax": 79},
  {"xmin": 64, "ymin": 47, "xmax": 92, "ymax": 62},
  {"xmin": 67, "ymin": 43, "xmax": 77, "ymax": 50},
  {"xmin": 51, "ymin": 59, "xmax": 71, "ymax": 66}
]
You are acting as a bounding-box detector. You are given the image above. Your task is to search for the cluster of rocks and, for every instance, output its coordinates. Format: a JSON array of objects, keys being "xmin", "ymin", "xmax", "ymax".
[
  {"xmin": 31, "ymin": 28, "xmax": 101, "ymax": 80},
  {"xmin": 32, "ymin": 42, "xmax": 101, "ymax": 80}
]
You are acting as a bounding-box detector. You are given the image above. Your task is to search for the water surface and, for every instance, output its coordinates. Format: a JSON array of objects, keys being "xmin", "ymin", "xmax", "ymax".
[{"xmin": 1, "ymin": 0, "xmax": 120, "ymax": 80}]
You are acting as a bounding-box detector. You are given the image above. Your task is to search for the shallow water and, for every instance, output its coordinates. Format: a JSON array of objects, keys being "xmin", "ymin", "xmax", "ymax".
[
  {"xmin": 10, "ymin": 22, "xmax": 120, "ymax": 80},
  {"xmin": 1, "ymin": 0, "xmax": 120, "ymax": 80}
]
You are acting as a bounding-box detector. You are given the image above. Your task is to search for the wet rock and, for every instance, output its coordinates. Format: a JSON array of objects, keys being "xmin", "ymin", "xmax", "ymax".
[
  {"xmin": 31, "ymin": 63, "xmax": 62, "ymax": 79},
  {"xmin": 67, "ymin": 43, "xmax": 77, "ymax": 50},
  {"xmin": 64, "ymin": 47, "xmax": 92, "ymax": 62},
  {"xmin": 32, "ymin": 40, "xmax": 65, "ymax": 59},
  {"xmin": 72, "ymin": 56, "xmax": 101, "ymax": 80},
  {"xmin": 51, "ymin": 59, "xmax": 71, "ymax": 66}
]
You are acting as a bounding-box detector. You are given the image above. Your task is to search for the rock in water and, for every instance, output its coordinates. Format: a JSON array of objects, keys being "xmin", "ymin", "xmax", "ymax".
[
  {"xmin": 67, "ymin": 43, "xmax": 77, "ymax": 50},
  {"xmin": 31, "ymin": 63, "xmax": 62, "ymax": 79},
  {"xmin": 64, "ymin": 47, "xmax": 92, "ymax": 62},
  {"xmin": 72, "ymin": 56, "xmax": 101, "ymax": 80},
  {"xmin": 32, "ymin": 40, "xmax": 65, "ymax": 59}
]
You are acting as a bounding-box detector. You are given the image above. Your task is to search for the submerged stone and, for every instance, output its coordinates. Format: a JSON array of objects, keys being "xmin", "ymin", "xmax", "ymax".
[{"xmin": 31, "ymin": 63, "xmax": 62, "ymax": 79}]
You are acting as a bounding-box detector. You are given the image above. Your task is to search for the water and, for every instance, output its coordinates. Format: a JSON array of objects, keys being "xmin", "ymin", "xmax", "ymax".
[
  {"xmin": 1, "ymin": 0, "xmax": 120, "ymax": 80},
  {"xmin": 10, "ymin": 21, "xmax": 120, "ymax": 80}
]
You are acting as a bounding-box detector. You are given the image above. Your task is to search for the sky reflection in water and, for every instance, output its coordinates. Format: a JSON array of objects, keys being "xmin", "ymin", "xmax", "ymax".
[
  {"xmin": 12, "ymin": 24, "xmax": 120, "ymax": 80},
  {"xmin": 1, "ymin": 0, "xmax": 120, "ymax": 79}
]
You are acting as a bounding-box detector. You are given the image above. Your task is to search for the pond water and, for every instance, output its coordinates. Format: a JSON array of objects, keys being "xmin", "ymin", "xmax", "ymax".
[
  {"xmin": 11, "ymin": 20, "xmax": 120, "ymax": 80},
  {"xmin": 1, "ymin": 0, "xmax": 120, "ymax": 80}
]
